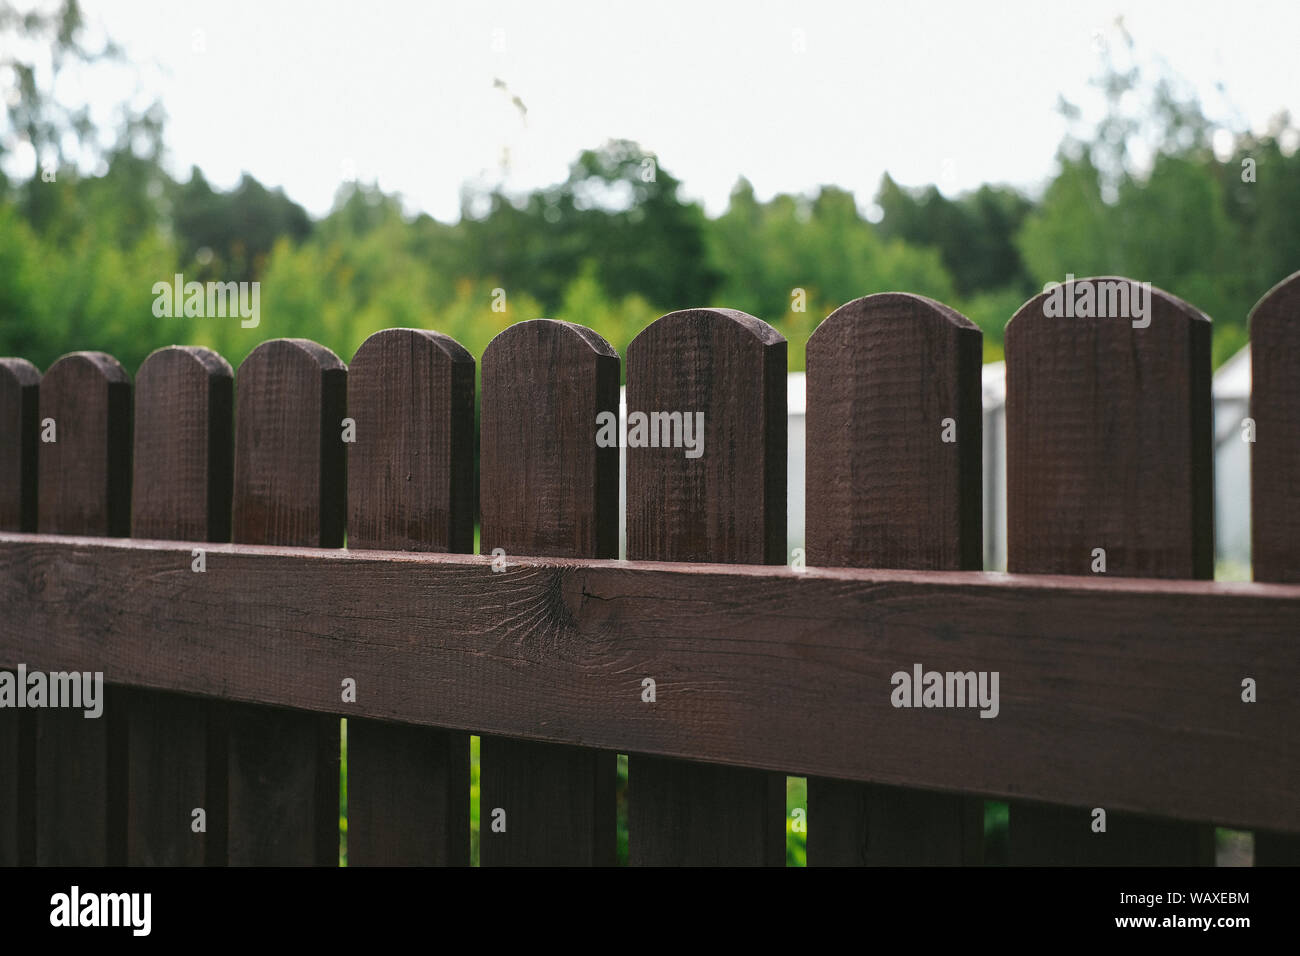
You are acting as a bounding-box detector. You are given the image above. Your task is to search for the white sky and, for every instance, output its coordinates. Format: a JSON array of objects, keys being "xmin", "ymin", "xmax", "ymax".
[{"xmin": 25, "ymin": 0, "xmax": 1300, "ymax": 220}]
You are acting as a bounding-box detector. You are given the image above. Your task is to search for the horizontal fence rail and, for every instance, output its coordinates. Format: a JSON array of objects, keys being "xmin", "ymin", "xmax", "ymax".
[
  {"xmin": 2, "ymin": 271, "xmax": 1299, "ymax": 866},
  {"xmin": 1, "ymin": 535, "xmax": 1298, "ymax": 834}
]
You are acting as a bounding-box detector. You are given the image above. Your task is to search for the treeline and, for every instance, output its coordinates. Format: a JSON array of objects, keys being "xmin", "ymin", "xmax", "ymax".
[{"xmin": 3, "ymin": 11, "xmax": 1299, "ymax": 374}]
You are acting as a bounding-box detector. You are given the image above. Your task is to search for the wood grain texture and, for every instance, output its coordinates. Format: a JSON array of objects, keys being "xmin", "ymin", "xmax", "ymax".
[
  {"xmin": 31, "ymin": 351, "xmax": 132, "ymax": 865},
  {"xmin": 479, "ymin": 319, "xmax": 619, "ymax": 866},
  {"xmin": 228, "ymin": 339, "xmax": 344, "ymax": 866},
  {"xmin": 0, "ymin": 357, "xmax": 38, "ymax": 865},
  {"xmin": 346, "ymin": 328, "xmax": 474, "ymax": 866},
  {"xmin": 1006, "ymin": 277, "xmax": 1216, "ymax": 865},
  {"xmin": 805, "ymin": 293, "xmax": 984, "ymax": 866},
  {"xmin": 2, "ymin": 537, "xmax": 1297, "ymax": 834},
  {"xmin": 0, "ymin": 357, "xmax": 39, "ymax": 532},
  {"xmin": 626, "ymin": 309, "xmax": 786, "ymax": 564},
  {"xmin": 132, "ymin": 346, "xmax": 233, "ymax": 543},
  {"xmin": 1005, "ymin": 279, "xmax": 1214, "ymax": 579},
  {"xmin": 37, "ymin": 352, "xmax": 132, "ymax": 537},
  {"xmin": 127, "ymin": 346, "xmax": 233, "ymax": 865},
  {"xmin": 232, "ymin": 338, "xmax": 346, "ymax": 549},
  {"xmin": 346, "ymin": 328, "xmax": 475, "ymax": 553},
  {"xmin": 1247, "ymin": 270, "xmax": 1300, "ymax": 866},
  {"xmin": 1250, "ymin": 270, "xmax": 1300, "ymax": 584},
  {"xmin": 626, "ymin": 308, "xmax": 787, "ymax": 866},
  {"xmin": 481, "ymin": 320, "xmax": 619, "ymax": 560}
]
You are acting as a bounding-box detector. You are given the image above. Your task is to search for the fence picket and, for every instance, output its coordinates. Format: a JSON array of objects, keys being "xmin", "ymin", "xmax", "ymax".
[
  {"xmin": 346, "ymin": 328, "xmax": 474, "ymax": 866},
  {"xmin": 127, "ymin": 346, "xmax": 233, "ymax": 865},
  {"xmin": 1005, "ymin": 278, "xmax": 1216, "ymax": 865},
  {"xmin": 1247, "ymin": 270, "xmax": 1300, "ymax": 865},
  {"xmin": 33, "ymin": 352, "xmax": 133, "ymax": 864},
  {"xmin": 805, "ymin": 293, "xmax": 984, "ymax": 865},
  {"xmin": 2, "ymin": 269, "xmax": 1298, "ymax": 868},
  {"xmin": 228, "ymin": 339, "xmax": 345, "ymax": 865},
  {"xmin": 0, "ymin": 358, "xmax": 38, "ymax": 534},
  {"xmin": 478, "ymin": 319, "xmax": 619, "ymax": 866},
  {"xmin": 625, "ymin": 308, "xmax": 788, "ymax": 866},
  {"xmin": 0, "ymin": 357, "xmax": 39, "ymax": 865}
]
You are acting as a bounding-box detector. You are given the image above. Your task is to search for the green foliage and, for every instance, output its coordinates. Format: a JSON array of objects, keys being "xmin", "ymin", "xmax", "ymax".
[
  {"xmin": 786, "ymin": 777, "xmax": 807, "ymax": 867},
  {"xmin": 876, "ymin": 176, "xmax": 1035, "ymax": 297},
  {"xmin": 7, "ymin": 5, "xmax": 1297, "ymax": 872},
  {"xmin": 172, "ymin": 168, "xmax": 312, "ymax": 282},
  {"xmin": 6, "ymin": 5, "xmax": 1300, "ymax": 384},
  {"xmin": 456, "ymin": 139, "xmax": 719, "ymax": 312},
  {"xmin": 708, "ymin": 179, "xmax": 956, "ymax": 326}
]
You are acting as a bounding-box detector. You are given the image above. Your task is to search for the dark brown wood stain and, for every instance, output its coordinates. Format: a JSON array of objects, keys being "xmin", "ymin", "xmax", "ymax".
[
  {"xmin": 346, "ymin": 328, "xmax": 474, "ymax": 866},
  {"xmin": 479, "ymin": 319, "xmax": 619, "ymax": 866},
  {"xmin": 32, "ymin": 351, "xmax": 133, "ymax": 864},
  {"xmin": 1247, "ymin": 270, "xmax": 1300, "ymax": 865},
  {"xmin": 0, "ymin": 356, "xmax": 39, "ymax": 865},
  {"xmin": 626, "ymin": 308, "xmax": 788, "ymax": 866},
  {"xmin": 1006, "ymin": 277, "xmax": 1216, "ymax": 865},
  {"xmin": 805, "ymin": 293, "xmax": 984, "ymax": 866},
  {"xmin": 127, "ymin": 346, "xmax": 233, "ymax": 865},
  {"xmin": 227, "ymin": 339, "xmax": 345, "ymax": 865}
]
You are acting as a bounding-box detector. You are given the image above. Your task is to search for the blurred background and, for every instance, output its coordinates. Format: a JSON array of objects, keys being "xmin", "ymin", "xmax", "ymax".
[
  {"xmin": 3, "ymin": 0, "xmax": 1298, "ymax": 375},
  {"xmin": 3, "ymin": 0, "xmax": 1294, "ymax": 865}
]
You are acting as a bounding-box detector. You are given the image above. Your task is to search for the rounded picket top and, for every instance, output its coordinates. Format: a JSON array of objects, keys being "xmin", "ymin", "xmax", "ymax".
[
  {"xmin": 480, "ymin": 319, "xmax": 620, "ymax": 416},
  {"xmin": 625, "ymin": 308, "xmax": 786, "ymax": 566},
  {"xmin": 480, "ymin": 318, "xmax": 620, "ymax": 560},
  {"xmin": 38, "ymin": 351, "xmax": 133, "ymax": 536},
  {"xmin": 139, "ymin": 344, "xmax": 234, "ymax": 382},
  {"xmin": 348, "ymin": 328, "xmax": 477, "ymax": 553},
  {"xmin": 237, "ymin": 337, "xmax": 347, "ymax": 378},
  {"xmin": 0, "ymin": 357, "xmax": 41, "ymax": 532},
  {"xmin": 805, "ymin": 293, "xmax": 983, "ymax": 572},
  {"xmin": 1247, "ymin": 269, "xmax": 1300, "ymax": 584},
  {"xmin": 352, "ymin": 327, "xmax": 475, "ymax": 369},
  {"xmin": 483, "ymin": 317, "xmax": 619, "ymax": 366},
  {"xmin": 626, "ymin": 307, "xmax": 786, "ymax": 418},
  {"xmin": 0, "ymin": 356, "xmax": 41, "ymax": 387},
  {"xmin": 630, "ymin": 307, "xmax": 785, "ymax": 354},
  {"xmin": 1004, "ymin": 277, "xmax": 1214, "ymax": 579},
  {"xmin": 1006, "ymin": 275, "xmax": 1209, "ymax": 341},
  {"xmin": 133, "ymin": 346, "xmax": 234, "ymax": 542},
  {"xmin": 233, "ymin": 338, "xmax": 347, "ymax": 548},
  {"xmin": 811, "ymin": 292, "xmax": 979, "ymax": 343},
  {"xmin": 1247, "ymin": 268, "xmax": 1300, "ymax": 337},
  {"xmin": 42, "ymin": 350, "xmax": 132, "ymax": 387}
]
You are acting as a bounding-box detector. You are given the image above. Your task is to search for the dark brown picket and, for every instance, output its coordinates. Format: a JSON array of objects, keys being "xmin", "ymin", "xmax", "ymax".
[
  {"xmin": 127, "ymin": 346, "xmax": 233, "ymax": 865},
  {"xmin": 1005, "ymin": 277, "xmax": 1216, "ymax": 865},
  {"xmin": 228, "ymin": 338, "xmax": 345, "ymax": 865},
  {"xmin": 33, "ymin": 352, "xmax": 133, "ymax": 865},
  {"xmin": 346, "ymin": 328, "xmax": 474, "ymax": 866},
  {"xmin": 805, "ymin": 293, "xmax": 984, "ymax": 865},
  {"xmin": 0, "ymin": 357, "xmax": 39, "ymax": 865},
  {"xmin": 478, "ymin": 319, "xmax": 619, "ymax": 866},
  {"xmin": 1247, "ymin": 270, "xmax": 1300, "ymax": 865},
  {"xmin": 0, "ymin": 358, "xmax": 39, "ymax": 534},
  {"xmin": 5, "ymin": 267, "xmax": 1300, "ymax": 871},
  {"xmin": 625, "ymin": 308, "xmax": 787, "ymax": 866}
]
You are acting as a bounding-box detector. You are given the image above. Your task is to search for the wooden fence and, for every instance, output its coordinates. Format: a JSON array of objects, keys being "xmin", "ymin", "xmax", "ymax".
[{"xmin": 1, "ymin": 273, "xmax": 1297, "ymax": 866}]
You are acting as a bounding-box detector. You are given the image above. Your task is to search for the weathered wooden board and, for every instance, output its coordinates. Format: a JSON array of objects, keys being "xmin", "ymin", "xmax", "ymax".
[{"xmin": 2, "ymin": 535, "xmax": 1296, "ymax": 835}]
